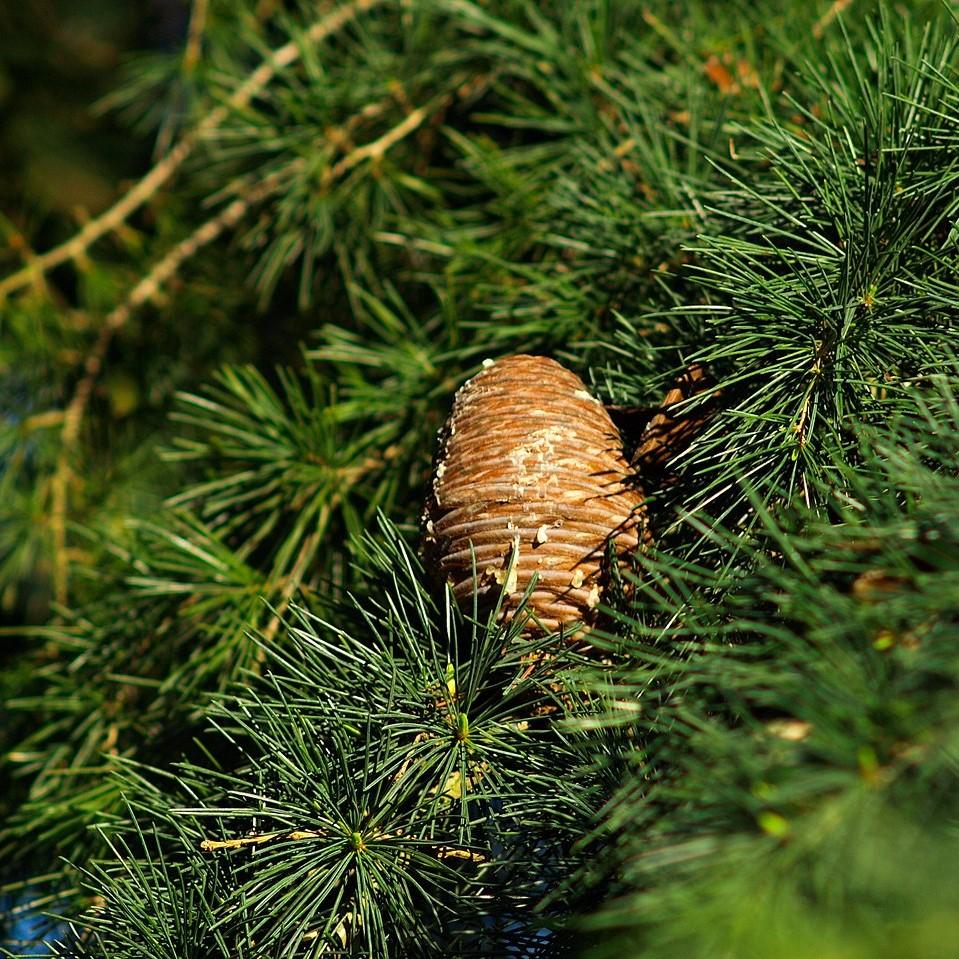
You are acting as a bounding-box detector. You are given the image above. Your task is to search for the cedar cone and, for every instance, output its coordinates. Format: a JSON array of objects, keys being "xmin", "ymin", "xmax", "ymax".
[{"xmin": 423, "ymin": 355, "xmax": 647, "ymax": 634}]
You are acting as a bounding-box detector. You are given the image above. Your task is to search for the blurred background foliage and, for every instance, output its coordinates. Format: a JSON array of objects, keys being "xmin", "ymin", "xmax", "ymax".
[{"xmin": 0, "ymin": 1, "xmax": 155, "ymax": 223}]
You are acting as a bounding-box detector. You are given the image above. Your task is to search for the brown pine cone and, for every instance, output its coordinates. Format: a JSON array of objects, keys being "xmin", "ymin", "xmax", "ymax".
[{"xmin": 423, "ymin": 354, "xmax": 648, "ymax": 634}]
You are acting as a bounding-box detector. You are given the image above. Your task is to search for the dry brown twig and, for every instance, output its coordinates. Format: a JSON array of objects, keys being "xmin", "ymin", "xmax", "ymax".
[
  {"xmin": 257, "ymin": 527, "xmax": 321, "ymax": 651},
  {"xmin": 325, "ymin": 97, "xmax": 446, "ymax": 184},
  {"xmin": 183, "ymin": 0, "xmax": 210, "ymax": 74},
  {"xmin": 631, "ymin": 363, "xmax": 718, "ymax": 473},
  {"xmin": 47, "ymin": 169, "xmax": 292, "ymax": 602},
  {"xmin": 35, "ymin": 0, "xmax": 442, "ymax": 604},
  {"xmin": 0, "ymin": 0, "xmax": 385, "ymax": 303},
  {"xmin": 812, "ymin": 0, "xmax": 855, "ymax": 38},
  {"xmin": 200, "ymin": 826, "xmax": 486, "ymax": 862}
]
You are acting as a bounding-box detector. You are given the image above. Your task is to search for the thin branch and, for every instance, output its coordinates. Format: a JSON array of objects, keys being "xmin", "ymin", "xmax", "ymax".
[
  {"xmin": 48, "ymin": 96, "xmax": 438, "ymax": 603},
  {"xmin": 182, "ymin": 0, "xmax": 210, "ymax": 74},
  {"xmin": 49, "ymin": 169, "xmax": 290, "ymax": 603},
  {"xmin": 812, "ymin": 0, "xmax": 854, "ymax": 38},
  {"xmin": 0, "ymin": 0, "xmax": 385, "ymax": 302},
  {"xmin": 632, "ymin": 364, "xmax": 719, "ymax": 473},
  {"xmin": 152, "ymin": 0, "xmax": 210, "ymax": 157},
  {"xmin": 199, "ymin": 826, "xmax": 486, "ymax": 862},
  {"xmin": 200, "ymin": 828, "xmax": 324, "ymax": 851},
  {"xmin": 259, "ymin": 527, "xmax": 321, "ymax": 648},
  {"xmin": 326, "ymin": 98, "xmax": 443, "ymax": 182}
]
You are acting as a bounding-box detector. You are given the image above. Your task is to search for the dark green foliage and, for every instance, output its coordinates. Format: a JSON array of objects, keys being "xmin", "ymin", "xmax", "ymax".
[
  {"xmin": 666, "ymin": 16, "xmax": 959, "ymax": 520},
  {"xmin": 41, "ymin": 527, "xmax": 597, "ymax": 957},
  {"xmin": 2, "ymin": 0, "xmax": 958, "ymax": 956},
  {"xmin": 569, "ymin": 374, "xmax": 959, "ymax": 957}
]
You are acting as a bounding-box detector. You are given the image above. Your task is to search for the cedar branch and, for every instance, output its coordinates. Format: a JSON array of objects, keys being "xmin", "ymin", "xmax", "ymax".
[
  {"xmin": 812, "ymin": 0, "xmax": 855, "ymax": 38},
  {"xmin": 200, "ymin": 827, "xmax": 486, "ymax": 862},
  {"xmin": 183, "ymin": 0, "xmax": 209, "ymax": 74},
  {"xmin": 48, "ymin": 97, "xmax": 438, "ymax": 603},
  {"xmin": 49, "ymin": 170, "xmax": 290, "ymax": 603}
]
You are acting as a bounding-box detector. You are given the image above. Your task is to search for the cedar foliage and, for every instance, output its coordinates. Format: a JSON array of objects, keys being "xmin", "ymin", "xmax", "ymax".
[{"xmin": 1, "ymin": 1, "xmax": 957, "ymax": 956}]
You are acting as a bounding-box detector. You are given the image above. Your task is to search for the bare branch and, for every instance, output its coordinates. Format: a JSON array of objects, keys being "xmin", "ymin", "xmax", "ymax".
[
  {"xmin": 812, "ymin": 0, "xmax": 854, "ymax": 38},
  {"xmin": 49, "ymin": 169, "xmax": 290, "ymax": 603},
  {"xmin": 47, "ymin": 94, "xmax": 439, "ymax": 603},
  {"xmin": 0, "ymin": 0, "xmax": 385, "ymax": 302},
  {"xmin": 183, "ymin": 0, "xmax": 210, "ymax": 74}
]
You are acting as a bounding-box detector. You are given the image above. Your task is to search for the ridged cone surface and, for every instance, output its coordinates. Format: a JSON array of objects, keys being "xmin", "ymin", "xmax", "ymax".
[{"xmin": 423, "ymin": 355, "xmax": 646, "ymax": 633}]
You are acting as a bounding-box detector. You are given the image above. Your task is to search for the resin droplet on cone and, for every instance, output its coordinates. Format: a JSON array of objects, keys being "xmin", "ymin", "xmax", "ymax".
[{"xmin": 423, "ymin": 354, "xmax": 647, "ymax": 633}]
